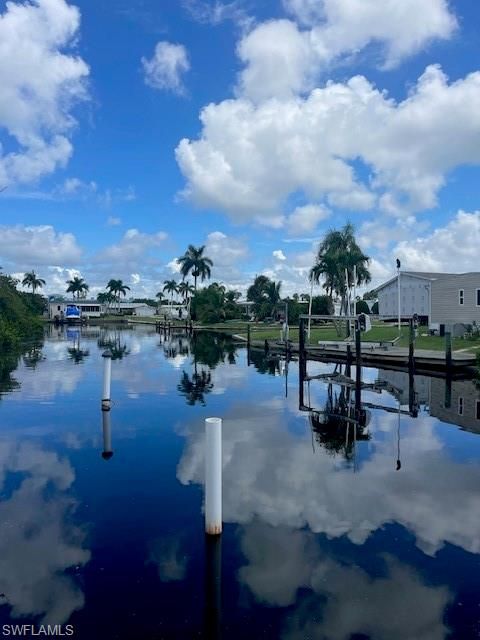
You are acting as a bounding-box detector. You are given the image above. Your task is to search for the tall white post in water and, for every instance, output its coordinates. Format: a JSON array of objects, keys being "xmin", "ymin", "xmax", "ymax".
[
  {"xmin": 102, "ymin": 409, "xmax": 113, "ymax": 460},
  {"xmin": 102, "ymin": 352, "xmax": 112, "ymax": 411},
  {"xmin": 205, "ymin": 417, "xmax": 222, "ymax": 536}
]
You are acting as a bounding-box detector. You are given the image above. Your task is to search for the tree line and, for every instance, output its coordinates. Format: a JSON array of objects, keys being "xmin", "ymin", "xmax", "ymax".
[{"xmin": 15, "ymin": 223, "xmax": 375, "ymax": 323}]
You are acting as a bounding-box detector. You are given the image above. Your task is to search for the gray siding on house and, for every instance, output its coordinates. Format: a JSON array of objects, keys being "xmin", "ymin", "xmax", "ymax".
[
  {"xmin": 431, "ymin": 273, "xmax": 480, "ymax": 325},
  {"xmin": 429, "ymin": 378, "xmax": 480, "ymax": 434},
  {"xmin": 377, "ymin": 274, "xmax": 431, "ymax": 318},
  {"xmin": 376, "ymin": 370, "xmax": 431, "ymax": 405}
]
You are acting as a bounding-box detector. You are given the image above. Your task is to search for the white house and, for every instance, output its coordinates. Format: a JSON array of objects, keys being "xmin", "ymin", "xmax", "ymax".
[
  {"xmin": 376, "ymin": 271, "xmax": 480, "ymax": 332},
  {"xmin": 48, "ymin": 299, "xmax": 154, "ymax": 320}
]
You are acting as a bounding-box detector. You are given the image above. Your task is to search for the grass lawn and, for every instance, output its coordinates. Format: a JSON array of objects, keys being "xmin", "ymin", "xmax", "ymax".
[
  {"xmin": 124, "ymin": 318, "xmax": 480, "ymax": 355},
  {"xmin": 243, "ymin": 323, "xmax": 480, "ymax": 354}
]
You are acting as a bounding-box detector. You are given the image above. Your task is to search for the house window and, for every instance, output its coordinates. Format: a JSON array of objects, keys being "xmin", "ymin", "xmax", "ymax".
[
  {"xmin": 459, "ymin": 289, "xmax": 464, "ymax": 305},
  {"xmin": 476, "ymin": 289, "xmax": 480, "ymax": 306},
  {"xmin": 458, "ymin": 397, "xmax": 464, "ymax": 416},
  {"xmin": 57, "ymin": 305, "xmax": 61, "ymax": 311},
  {"xmin": 476, "ymin": 400, "xmax": 480, "ymax": 420}
]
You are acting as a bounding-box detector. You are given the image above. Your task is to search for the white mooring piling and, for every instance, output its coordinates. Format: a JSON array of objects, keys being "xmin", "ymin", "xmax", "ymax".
[
  {"xmin": 102, "ymin": 352, "xmax": 112, "ymax": 411},
  {"xmin": 205, "ymin": 417, "xmax": 222, "ymax": 536}
]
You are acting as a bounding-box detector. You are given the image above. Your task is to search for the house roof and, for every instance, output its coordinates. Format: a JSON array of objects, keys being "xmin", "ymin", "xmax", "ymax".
[{"xmin": 375, "ymin": 271, "xmax": 456, "ymax": 293}]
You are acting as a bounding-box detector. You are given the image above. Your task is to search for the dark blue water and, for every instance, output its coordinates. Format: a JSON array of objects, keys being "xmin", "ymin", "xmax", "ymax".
[{"xmin": 0, "ymin": 325, "xmax": 479, "ymax": 639}]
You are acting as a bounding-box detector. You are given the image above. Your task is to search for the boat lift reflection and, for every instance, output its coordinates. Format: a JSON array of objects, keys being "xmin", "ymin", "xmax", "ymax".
[{"xmin": 300, "ymin": 360, "xmax": 421, "ymax": 470}]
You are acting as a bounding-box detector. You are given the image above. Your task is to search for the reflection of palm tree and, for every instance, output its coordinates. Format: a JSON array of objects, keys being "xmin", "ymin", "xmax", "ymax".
[
  {"xmin": 163, "ymin": 336, "xmax": 191, "ymax": 360},
  {"xmin": 67, "ymin": 331, "xmax": 90, "ymax": 364},
  {"xmin": 249, "ymin": 350, "xmax": 280, "ymax": 376},
  {"xmin": 97, "ymin": 330, "xmax": 130, "ymax": 360},
  {"xmin": 22, "ymin": 345, "xmax": 45, "ymax": 369},
  {"xmin": 67, "ymin": 347, "xmax": 90, "ymax": 364},
  {"xmin": 191, "ymin": 333, "xmax": 237, "ymax": 368},
  {"xmin": 177, "ymin": 370, "xmax": 214, "ymax": 406}
]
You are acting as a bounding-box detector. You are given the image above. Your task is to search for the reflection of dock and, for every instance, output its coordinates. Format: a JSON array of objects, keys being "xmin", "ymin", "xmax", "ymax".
[{"xmin": 249, "ymin": 340, "xmax": 475, "ymax": 375}]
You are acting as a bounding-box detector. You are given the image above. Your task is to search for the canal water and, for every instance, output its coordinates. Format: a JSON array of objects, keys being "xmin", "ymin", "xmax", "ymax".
[{"xmin": 0, "ymin": 324, "xmax": 479, "ymax": 639}]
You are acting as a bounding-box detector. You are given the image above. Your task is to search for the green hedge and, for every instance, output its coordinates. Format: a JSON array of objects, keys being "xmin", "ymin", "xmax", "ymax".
[{"xmin": 0, "ymin": 275, "xmax": 43, "ymax": 349}]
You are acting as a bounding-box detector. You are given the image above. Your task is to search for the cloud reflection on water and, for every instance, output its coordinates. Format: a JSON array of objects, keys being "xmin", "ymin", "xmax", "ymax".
[
  {"xmin": 178, "ymin": 400, "xmax": 480, "ymax": 556},
  {"xmin": 239, "ymin": 522, "xmax": 452, "ymax": 640},
  {"xmin": 0, "ymin": 440, "xmax": 90, "ymax": 623}
]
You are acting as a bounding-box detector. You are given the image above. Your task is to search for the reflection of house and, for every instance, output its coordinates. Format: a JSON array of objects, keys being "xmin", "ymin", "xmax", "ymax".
[
  {"xmin": 377, "ymin": 370, "xmax": 430, "ymax": 405},
  {"xmin": 376, "ymin": 271, "xmax": 480, "ymax": 333},
  {"xmin": 429, "ymin": 378, "xmax": 480, "ymax": 434},
  {"xmin": 377, "ymin": 369, "xmax": 480, "ymax": 434},
  {"xmin": 48, "ymin": 299, "xmax": 153, "ymax": 319}
]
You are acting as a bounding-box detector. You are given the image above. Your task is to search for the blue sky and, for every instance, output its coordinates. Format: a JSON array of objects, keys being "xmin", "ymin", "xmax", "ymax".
[{"xmin": 0, "ymin": 0, "xmax": 479, "ymax": 298}]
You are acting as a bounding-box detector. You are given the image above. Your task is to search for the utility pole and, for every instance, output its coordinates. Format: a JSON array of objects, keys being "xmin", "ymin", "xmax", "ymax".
[
  {"xmin": 307, "ymin": 278, "xmax": 313, "ymax": 340},
  {"xmin": 396, "ymin": 258, "xmax": 401, "ymax": 334}
]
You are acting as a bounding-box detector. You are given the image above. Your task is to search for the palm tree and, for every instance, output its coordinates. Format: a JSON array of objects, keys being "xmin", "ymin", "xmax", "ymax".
[
  {"xmin": 177, "ymin": 281, "xmax": 195, "ymax": 318},
  {"xmin": 177, "ymin": 245, "xmax": 213, "ymax": 291},
  {"xmin": 66, "ymin": 276, "xmax": 89, "ymax": 300},
  {"xmin": 163, "ymin": 279, "xmax": 178, "ymax": 305},
  {"xmin": 177, "ymin": 281, "xmax": 194, "ymax": 302},
  {"xmin": 97, "ymin": 291, "xmax": 116, "ymax": 312},
  {"xmin": 310, "ymin": 223, "xmax": 371, "ymax": 314},
  {"xmin": 22, "ymin": 270, "xmax": 46, "ymax": 295},
  {"xmin": 106, "ymin": 279, "xmax": 130, "ymax": 311}
]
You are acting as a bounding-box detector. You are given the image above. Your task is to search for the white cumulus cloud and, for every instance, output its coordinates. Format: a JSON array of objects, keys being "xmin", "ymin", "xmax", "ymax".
[
  {"xmin": 287, "ymin": 204, "xmax": 330, "ymax": 235},
  {"xmin": 240, "ymin": 0, "xmax": 456, "ymax": 100},
  {"xmin": 96, "ymin": 229, "xmax": 168, "ymax": 265},
  {"xmin": 0, "ymin": 0, "xmax": 89, "ymax": 186},
  {"xmin": 142, "ymin": 41, "xmax": 190, "ymax": 95},
  {"xmin": 177, "ymin": 65, "xmax": 480, "ymax": 225},
  {"xmin": 393, "ymin": 210, "xmax": 480, "ymax": 273},
  {"xmin": 0, "ymin": 224, "xmax": 82, "ymax": 266}
]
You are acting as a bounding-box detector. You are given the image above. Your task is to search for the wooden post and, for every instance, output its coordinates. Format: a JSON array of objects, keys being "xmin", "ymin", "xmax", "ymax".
[
  {"xmin": 409, "ymin": 318, "xmax": 415, "ymax": 372},
  {"xmin": 299, "ymin": 320, "xmax": 305, "ymax": 410},
  {"xmin": 445, "ymin": 373, "xmax": 452, "ymax": 409},
  {"xmin": 299, "ymin": 317, "xmax": 306, "ymax": 379},
  {"xmin": 408, "ymin": 368, "xmax": 417, "ymax": 417},
  {"xmin": 445, "ymin": 331, "xmax": 452, "ymax": 370},
  {"xmin": 355, "ymin": 320, "xmax": 362, "ymax": 415},
  {"xmin": 247, "ymin": 324, "xmax": 251, "ymax": 350}
]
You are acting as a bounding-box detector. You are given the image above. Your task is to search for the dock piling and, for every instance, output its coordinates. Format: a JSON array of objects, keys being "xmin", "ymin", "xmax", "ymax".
[
  {"xmin": 409, "ymin": 318, "xmax": 415, "ymax": 372},
  {"xmin": 205, "ymin": 417, "xmax": 222, "ymax": 536},
  {"xmin": 355, "ymin": 321, "xmax": 362, "ymax": 414},
  {"xmin": 445, "ymin": 331, "xmax": 452, "ymax": 370}
]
